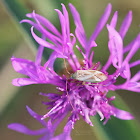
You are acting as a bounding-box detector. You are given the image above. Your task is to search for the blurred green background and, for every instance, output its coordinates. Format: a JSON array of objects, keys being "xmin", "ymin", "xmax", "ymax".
[{"xmin": 0, "ymin": 0, "xmax": 140, "ymax": 140}]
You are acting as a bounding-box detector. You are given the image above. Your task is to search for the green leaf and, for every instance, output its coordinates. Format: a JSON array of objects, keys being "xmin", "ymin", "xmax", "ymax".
[{"xmin": 91, "ymin": 91, "xmax": 140, "ymax": 140}]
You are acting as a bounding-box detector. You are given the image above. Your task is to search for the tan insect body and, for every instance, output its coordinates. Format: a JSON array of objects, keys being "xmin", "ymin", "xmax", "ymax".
[{"xmin": 72, "ymin": 70, "xmax": 107, "ymax": 83}]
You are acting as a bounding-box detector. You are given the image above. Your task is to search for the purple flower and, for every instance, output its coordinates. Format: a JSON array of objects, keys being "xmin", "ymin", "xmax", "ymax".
[
  {"xmin": 8, "ymin": 106, "xmax": 72, "ymax": 140},
  {"xmin": 8, "ymin": 3, "xmax": 140, "ymax": 140}
]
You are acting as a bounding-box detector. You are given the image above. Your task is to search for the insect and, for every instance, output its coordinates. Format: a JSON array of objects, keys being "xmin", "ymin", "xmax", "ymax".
[
  {"xmin": 62, "ymin": 46, "xmax": 107, "ymax": 111},
  {"xmin": 71, "ymin": 70, "xmax": 107, "ymax": 83}
]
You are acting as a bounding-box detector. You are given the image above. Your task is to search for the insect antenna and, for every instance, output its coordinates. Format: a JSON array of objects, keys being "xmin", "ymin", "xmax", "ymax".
[
  {"xmin": 63, "ymin": 57, "xmax": 70, "ymax": 75},
  {"xmin": 63, "ymin": 46, "xmax": 75, "ymax": 111},
  {"xmin": 63, "ymin": 45, "xmax": 70, "ymax": 75}
]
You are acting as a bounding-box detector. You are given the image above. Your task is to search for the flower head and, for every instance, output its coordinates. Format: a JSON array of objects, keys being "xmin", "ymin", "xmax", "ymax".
[{"xmin": 8, "ymin": 3, "xmax": 140, "ymax": 140}]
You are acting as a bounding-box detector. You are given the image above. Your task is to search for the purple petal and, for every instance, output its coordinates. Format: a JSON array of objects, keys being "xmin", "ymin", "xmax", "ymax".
[
  {"xmin": 69, "ymin": 3, "xmax": 87, "ymax": 48},
  {"xmin": 50, "ymin": 135, "xmax": 72, "ymax": 140},
  {"xmin": 89, "ymin": 51, "xmax": 94, "ymax": 67},
  {"xmin": 26, "ymin": 13, "xmax": 61, "ymax": 37},
  {"xmin": 20, "ymin": 19, "xmax": 41, "ymax": 32},
  {"xmin": 89, "ymin": 3, "xmax": 112, "ymax": 42},
  {"xmin": 67, "ymin": 43, "xmax": 81, "ymax": 69},
  {"xmin": 63, "ymin": 121, "xmax": 73, "ymax": 133},
  {"xmin": 75, "ymin": 27, "xmax": 86, "ymax": 48},
  {"xmin": 40, "ymin": 93, "xmax": 60, "ymax": 100},
  {"xmin": 12, "ymin": 78, "xmax": 38, "ymax": 86},
  {"xmin": 125, "ymin": 87, "xmax": 140, "ymax": 93},
  {"xmin": 69, "ymin": 3, "xmax": 86, "ymax": 37},
  {"xmin": 130, "ymin": 60, "xmax": 140, "ymax": 68},
  {"xmin": 89, "ymin": 40, "xmax": 97, "ymax": 48},
  {"xmin": 123, "ymin": 38, "xmax": 139, "ymax": 63},
  {"xmin": 110, "ymin": 11, "xmax": 118, "ymax": 28},
  {"xmin": 120, "ymin": 62, "xmax": 131, "ymax": 80},
  {"xmin": 102, "ymin": 55, "xmax": 112, "ymax": 71},
  {"xmin": 11, "ymin": 57, "xmax": 36, "ymax": 75},
  {"xmin": 31, "ymin": 11, "xmax": 62, "ymax": 46},
  {"xmin": 35, "ymin": 35, "xmax": 45, "ymax": 66},
  {"xmin": 107, "ymin": 25, "xmax": 123, "ymax": 68},
  {"xmin": 41, "ymin": 100, "xmax": 63, "ymax": 120},
  {"xmin": 8, "ymin": 123, "xmax": 46, "ymax": 135},
  {"xmin": 83, "ymin": 109, "xmax": 93, "ymax": 126},
  {"xmin": 44, "ymin": 52, "xmax": 57, "ymax": 69},
  {"xmin": 123, "ymin": 33, "xmax": 140, "ymax": 53},
  {"xmin": 50, "ymin": 121, "xmax": 73, "ymax": 140},
  {"xmin": 26, "ymin": 106, "xmax": 47, "ymax": 127},
  {"xmin": 44, "ymin": 51, "xmax": 67, "ymax": 69},
  {"xmin": 31, "ymin": 27, "xmax": 62, "ymax": 54},
  {"xmin": 119, "ymin": 11, "xmax": 132, "ymax": 39},
  {"xmin": 76, "ymin": 45, "xmax": 87, "ymax": 60},
  {"xmin": 130, "ymin": 71, "xmax": 140, "ymax": 82},
  {"xmin": 39, "ymin": 134, "xmax": 52, "ymax": 140},
  {"xmin": 55, "ymin": 9, "xmax": 66, "ymax": 43},
  {"xmin": 116, "ymin": 71, "xmax": 140, "ymax": 92},
  {"xmin": 127, "ymin": 82, "xmax": 139, "ymax": 87},
  {"xmin": 62, "ymin": 3, "xmax": 70, "ymax": 42},
  {"xmin": 113, "ymin": 107, "xmax": 134, "ymax": 120},
  {"xmin": 70, "ymin": 33, "xmax": 76, "ymax": 46}
]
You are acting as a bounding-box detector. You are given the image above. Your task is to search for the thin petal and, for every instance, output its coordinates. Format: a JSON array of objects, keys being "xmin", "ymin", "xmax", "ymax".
[
  {"xmin": 120, "ymin": 62, "xmax": 131, "ymax": 80},
  {"xmin": 130, "ymin": 71, "xmax": 140, "ymax": 82},
  {"xmin": 26, "ymin": 13, "xmax": 61, "ymax": 37},
  {"xmin": 50, "ymin": 121, "xmax": 73, "ymax": 140},
  {"xmin": 102, "ymin": 55, "xmax": 112, "ymax": 71},
  {"xmin": 26, "ymin": 106, "xmax": 47, "ymax": 127},
  {"xmin": 123, "ymin": 38, "xmax": 139, "ymax": 63},
  {"xmin": 69, "ymin": 3, "xmax": 87, "ymax": 47},
  {"xmin": 44, "ymin": 52, "xmax": 57, "ymax": 69},
  {"xmin": 89, "ymin": 51, "xmax": 94, "ymax": 67},
  {"xmin": 41, "ymin": 100, "xmax": 63, "ymax": 120},
  {"xmin": 107, "ymin": 25, "xmax": 123, "ymax": 68},
  {"xmin": 110, "ymin": 11, "xmax": 118, "ymax": 28},
  {"xmin": 76, "ymin": 45, "xmax": 87, "ymax": 60},
  {"xmin": 35, "ymin": 35, "xmax": 45, "ymax": 66},
  {"xmin": 55, "ymin": 9, "xmax": 66, "ymax": 43},
  {"xmin": 67, "ymin": 43, "xmax": 81, "ymax": 69},
  {"xmin": 44, "ymin": 51, "xmax": 67, "ymax": 69},
  {"xmin": 39, "ymin": 134, "xmax": 52, "ymax": 140},
  {"xmin": 50, "ymin": 134, "xmax": 72, "ymax": 140},
  {"xmin": 123, "ymin": 33, "xmax": 140, "ymax": 53},
  {"xmin": 63, "ymin": 121, "xmax": 73, "ymax": 133},
  {"xmin": 130, "ymin": 60, "xmax": 140, "ymax": 68},
  {"xmin": 8, "ymin": 123, "xmax": 46, "ymax": 135},
  {"xmin": 89, "ymin": 3, "xmax": 112, "ymax": 42},
  {"xmin": 70, "ymin": 33, "xmax": 76, "ymax": 46},
  {"xmin": 75, "ymin": 27, "xmax": 86, "ymax": 48},
  {"xmin": 69, "ymin": 3, "xmax": 86, "ymax": 37},
  {"xmin": 62, "ymin": 3, "xmax": 70, "ymax": 42},
  {"xmin": 119, "ymin": 11, "xmax": 132, "ymax": 39},
  {"xmin": 11, "ymin": 57, "xmax": 36, "ymax": 75},
  {"xmin": 20, "ymin": 19, "xmax": 41, "ymax": 32},
  {"xmin": 113, "ymin": 107, "xmax": 134, "ymax": 120},
  {"xmin": 31, "ymin": 27, "xmax": 61, "ymax": 54},
  {"xmin": 12, "ymin": 78, "xmax": 38, "ymax": 86}
]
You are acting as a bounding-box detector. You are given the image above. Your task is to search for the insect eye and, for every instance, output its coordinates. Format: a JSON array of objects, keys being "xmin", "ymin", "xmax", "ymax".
[
  {"xmin": 71, "ymin": 73, "xmax": 74, "ymax": 79},
  {"xmin": 71, "ymin": 72, "xmax": 76, "ymax": 79}
]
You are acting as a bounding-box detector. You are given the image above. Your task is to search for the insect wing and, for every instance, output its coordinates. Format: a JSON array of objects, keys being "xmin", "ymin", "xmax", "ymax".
[
  {"xmin": 75, "ymin": 70, "xmax": 107, "ymax": 83},
  {"xmin": 88, "ymin": 70, "xmax": 107, "ymax": 83}
]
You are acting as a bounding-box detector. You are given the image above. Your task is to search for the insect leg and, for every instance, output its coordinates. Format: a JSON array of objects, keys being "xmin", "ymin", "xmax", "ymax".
[{"xmin": 65, "ymin": 80, "xmax": 75, "ymax": 111}]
